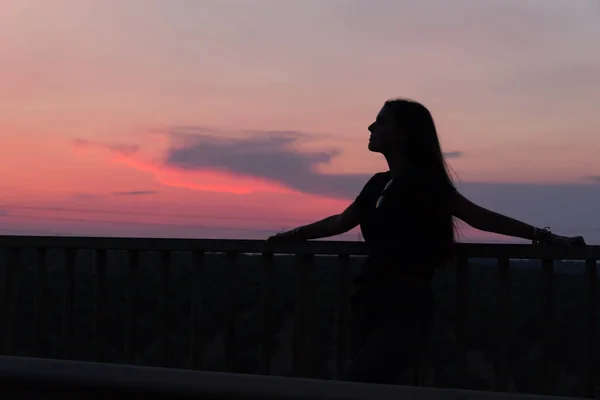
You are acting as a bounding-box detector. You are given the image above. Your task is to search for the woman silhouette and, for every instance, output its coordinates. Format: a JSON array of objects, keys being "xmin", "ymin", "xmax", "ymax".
[{"xmin": 267, "ymin": 98, "xmax": 585, "ymax": 384}]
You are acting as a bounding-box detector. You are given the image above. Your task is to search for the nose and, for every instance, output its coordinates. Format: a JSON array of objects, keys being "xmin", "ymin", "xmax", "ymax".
[{"xmin": 368, "ymin": 122, "xmax": 375, "ymax": 133}]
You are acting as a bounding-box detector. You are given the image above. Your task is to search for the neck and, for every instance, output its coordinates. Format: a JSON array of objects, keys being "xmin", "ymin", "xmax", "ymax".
[{"xmin": 384, "ymin": 152, "xmax": 407, "ymax": 178}]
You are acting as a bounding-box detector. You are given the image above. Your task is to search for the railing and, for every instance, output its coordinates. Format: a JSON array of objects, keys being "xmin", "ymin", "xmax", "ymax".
[{"xmin": 0, "ymin": 235, "xmax": 598, "ymax": 398}]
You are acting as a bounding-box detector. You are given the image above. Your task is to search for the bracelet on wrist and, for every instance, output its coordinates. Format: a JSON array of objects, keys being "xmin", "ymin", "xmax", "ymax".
[
  {"xmin": 533, "ymin": 226, "xmax": 552, "ymax": 245},
  {"xmin": 292, "ymin": 227, "xmax": 302, "ymax": 240}
]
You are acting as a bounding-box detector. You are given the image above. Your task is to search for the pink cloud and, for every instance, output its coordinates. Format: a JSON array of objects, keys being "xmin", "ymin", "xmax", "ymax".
[{"xmin": 70, "ymin": 135, "xmax": 299, "ymax": 196}]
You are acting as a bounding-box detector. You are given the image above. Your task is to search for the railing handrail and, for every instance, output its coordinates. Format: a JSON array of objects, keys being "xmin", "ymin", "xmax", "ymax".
[
  {"xmin": 0, "ymin": 356, "xmax": 588, "ymax": 400},
  {"xmin": 0, "ymin": 235, "xmax": 598, "ymax": 260}
]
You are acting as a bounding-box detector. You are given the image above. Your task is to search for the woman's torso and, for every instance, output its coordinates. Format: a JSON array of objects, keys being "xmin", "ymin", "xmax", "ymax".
[{"xmin": 356, "ymin": 170, "xmax": 455, "ymax": 282}]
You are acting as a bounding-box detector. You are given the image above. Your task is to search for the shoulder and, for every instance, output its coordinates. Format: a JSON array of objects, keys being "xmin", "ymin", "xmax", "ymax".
[
  {"xmin": 355, "ymin": 171, "xmax": 389, "ymax": 205},
  {"xmin": 361, "ymin": 171, "xmax": 390, "ymax": 192}
]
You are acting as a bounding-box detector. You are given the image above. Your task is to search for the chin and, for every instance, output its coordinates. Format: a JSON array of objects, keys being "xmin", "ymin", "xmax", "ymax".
[{"xmin": 368, "ymin": 141, "xmax": 380, "ymax": 153}]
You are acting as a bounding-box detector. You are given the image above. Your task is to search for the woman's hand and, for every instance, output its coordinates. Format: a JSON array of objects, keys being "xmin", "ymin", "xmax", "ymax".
[
  {"xmin": 266, "ymin": 228, "xmax": 304, "ymax": 242},
  {"xmin": 544, "ymin": 234, "xmax": 586, "ymax": 249}
]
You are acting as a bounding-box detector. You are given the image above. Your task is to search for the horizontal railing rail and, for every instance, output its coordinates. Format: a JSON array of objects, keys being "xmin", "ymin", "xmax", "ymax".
[
  {"xmin": 0, "ymin": 235, "xmax": 598, "ymax": 258},
  {"xmin": 0, "ymin": 235, "xmax": 598, "ymax": 397},
  {"xmin": 0, "ymin": 355, "xmax": 591, "ymax": 400}
]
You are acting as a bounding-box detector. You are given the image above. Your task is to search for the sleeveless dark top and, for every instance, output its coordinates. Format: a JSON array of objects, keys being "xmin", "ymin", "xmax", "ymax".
[{"xmin": 354, "ymin": 169, "xmax": 456, "ymax": 282}]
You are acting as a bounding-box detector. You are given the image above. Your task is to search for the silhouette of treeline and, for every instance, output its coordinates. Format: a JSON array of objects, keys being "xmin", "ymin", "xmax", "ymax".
[{"xmin": 1, "ymin": 247, "xmax": 598, "ymax": 398}]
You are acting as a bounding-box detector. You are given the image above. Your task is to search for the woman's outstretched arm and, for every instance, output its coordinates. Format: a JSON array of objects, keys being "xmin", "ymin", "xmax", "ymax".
[
  {"xmin": 267, "ymin": 201, "xmax": 361, "ymax": 241},
  {"xmin": 450, "ymin": 191, "xmax": 585, "ymax": 246},
  {"xmin": 450, "ymin": 191, "xmax": 536, "ymax": 240}
]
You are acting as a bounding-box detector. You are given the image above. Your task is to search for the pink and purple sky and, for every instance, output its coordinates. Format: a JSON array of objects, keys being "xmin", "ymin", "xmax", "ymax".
[{"xmin": 1, "ymin": 0, "xmax": 599, "ymax": 243}]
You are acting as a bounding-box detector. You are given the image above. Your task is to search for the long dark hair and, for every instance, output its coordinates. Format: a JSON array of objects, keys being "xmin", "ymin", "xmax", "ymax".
[{"xmin": 385, "ymin": 98, "xmax": 457, "ymax": 265}]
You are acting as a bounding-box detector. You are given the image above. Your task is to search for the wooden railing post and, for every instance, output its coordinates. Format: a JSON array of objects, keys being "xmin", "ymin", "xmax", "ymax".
[
  {"xmin": 334, "ymin": 254, "xmax": 351, "ymax": 380},
  {"xmin": 32, "ymin": 248, "xmax": 47, "ymax": 357},
  {"xmin": 224, "ymin": 252, "xmax": 239, "ymax": 373},
  {"xmin": 93, "ymin": 249, "xmax": 107, "ymax": 363},
  {"xmin": 304, "ymin": 254, "xmax": 316, "ymax": 377},
  {"xmin": 158, "ymin": 250, "xmax": 170, "ymax": 367},
  {"xmin": 62, "ymin": 248, "xmax": 76, "ymax": 360},
  {"xmin": 585, "ymin": 259, "xmax": 598, "ymax": 398},
  {"xmin": 2, "ymin": 247, "xmax": 20, "ymax": 356},
  {"xmin": 124, "ymin": 250, "xmax": 139, "ymax": 364},
  {"xmin": 497, "ymin": 257, "xmax": 510, "ymax": 392},
  {"xmin": 190, "ymin": 251, "xmax": 205, "ymax": 370},
  {"xmin": 455, "ymin": 252, "xmax": 469, "ymax": 389},
  {"xmin": 259, "ymin": 252, "xmax": 274, "ymax": 375},
  {"xmin": 293, "ymin": 254, "xmax": 314, "ymax": 377},
  {"xmin": 0, "ymin": 249, "xmax": 5, "ymax": 355},
  {"xmin": 541, "ymin": 259, "xmax": 555, "ymax": 395}
]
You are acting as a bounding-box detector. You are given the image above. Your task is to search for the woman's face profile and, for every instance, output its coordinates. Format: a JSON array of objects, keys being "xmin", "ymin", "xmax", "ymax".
[{"xmin": 368, "ymin": 105, "xmax": 404, "ymax": 153}]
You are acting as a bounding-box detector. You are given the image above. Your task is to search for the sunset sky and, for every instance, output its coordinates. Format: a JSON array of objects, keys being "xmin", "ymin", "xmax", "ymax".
[{"xmin": 1, "ymin": 0, "xmax": 599, "ymax": 243}]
